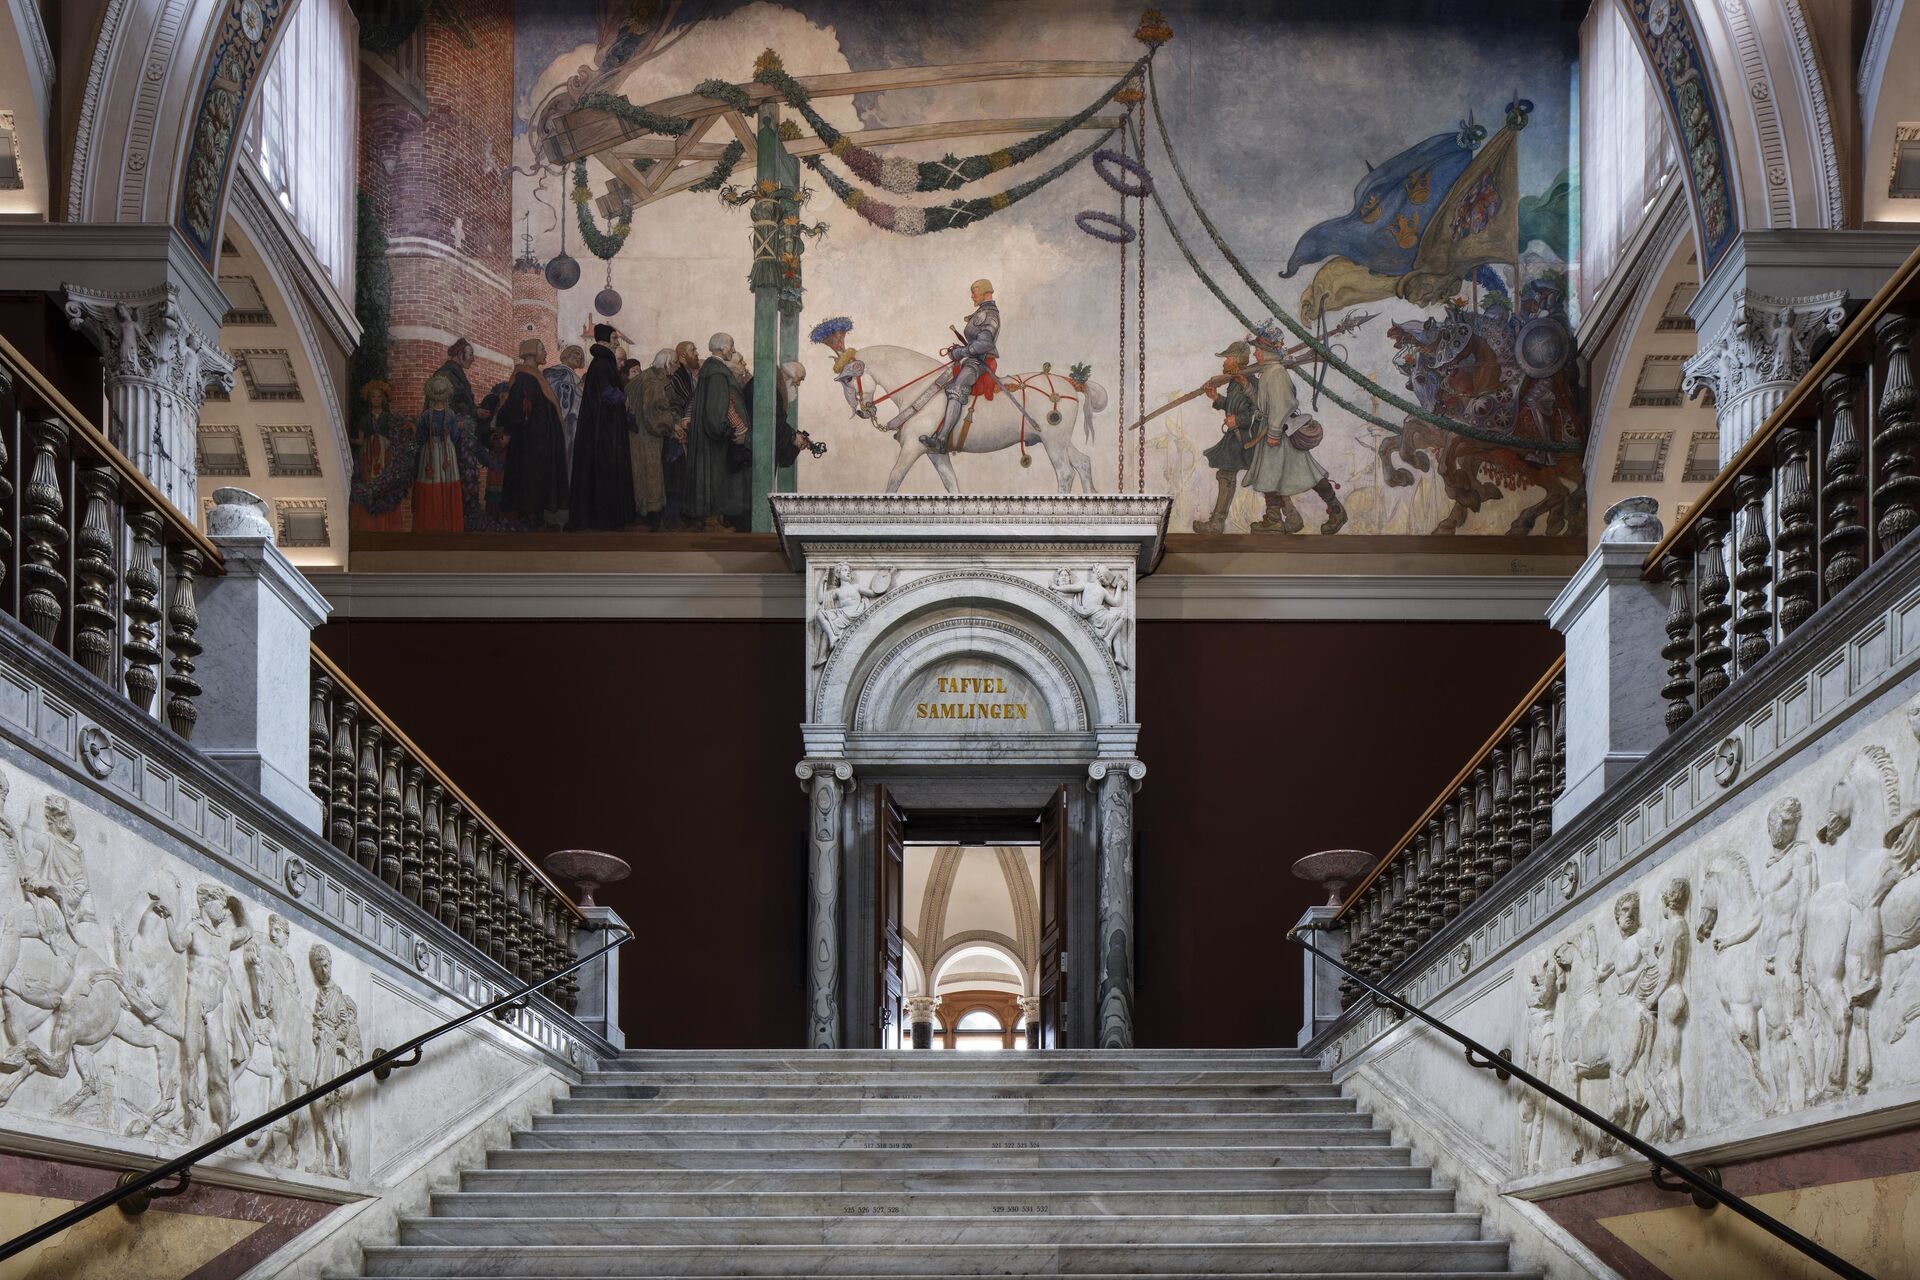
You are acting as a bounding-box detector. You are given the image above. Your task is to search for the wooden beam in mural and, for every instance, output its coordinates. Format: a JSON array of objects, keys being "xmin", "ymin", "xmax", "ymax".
[
  {"xmin": 611, "ymin": 115, "xmax": 1124, "ymax": 165},
  {"xmin": 544, "ymin": 59, "xmax": 1135, "ymax": 163},
  {"xmin": 638, "ymin": 114, "xmax": 720, "ymax": 195}
]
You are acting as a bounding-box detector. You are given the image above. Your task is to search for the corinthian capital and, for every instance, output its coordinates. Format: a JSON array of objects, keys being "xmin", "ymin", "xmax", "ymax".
[
  {"xmin": 63, "ymin": 282, "xmax": 235, "ymax": 408},
  {"xmin": 1682, "ymin": 288, "xmax": 1846, "ymax": 409}
]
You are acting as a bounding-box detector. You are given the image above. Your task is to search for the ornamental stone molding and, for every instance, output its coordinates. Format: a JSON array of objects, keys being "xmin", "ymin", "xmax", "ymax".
[
  {"xmin": 1682, "ymin": 287, "xmax": 1845, "ymax": 462},
  {"xmin": 64, "ymin": 280, "xmax": 235, "ymax": 513}
]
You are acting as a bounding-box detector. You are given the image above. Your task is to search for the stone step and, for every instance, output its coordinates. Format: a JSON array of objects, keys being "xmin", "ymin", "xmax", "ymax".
[
  {"xmin": 361, "ymin": 1240, "xmax": 1514, "ymax": 1276},
  {"xmin": 522, "ymin": 1113, "xmax": 1382, "ymax": 1136},
  {"xmin": 584, "ymin": 1068, "xmax": 1335, "ymax": 1085},
  {"xmin": 398, "ymin": 1213, "xmax": 1486, "ymax": 1248},
  {"xmin": 537, "ymin": 1108, "xmax": 1370, "ymax": 1130},
  {"xmin": 570, "ymin": 1083, "xmax": 1342, "ymax": 1100},
  {"xmin": 532, "ymin": 1097, "xmax": 1350, "ymax": 1115},
  {"xmin": 514, "ymin": 1127, "xmax": 1391, "ymax": 1151},
  {"xmin": 429, "ymin": 1187, "xmax": 1461, "ymax": 1218},
  {"xmin": 611, "ymin": 1049, "xmax": 1308, "ymax": 1061},
  {"xmin": 486, "ymin": 1145, "xmax": 1420, "ymax": 1171},
  {"xmin": 457, "ymin": 1166, "xmax": 1440, "ymax": 1194}
]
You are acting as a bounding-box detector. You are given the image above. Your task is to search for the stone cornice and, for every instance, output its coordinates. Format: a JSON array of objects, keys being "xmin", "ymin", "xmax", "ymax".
[{"xmin": 768, "ymin": 493, "xmax": 1172, "ymax": 574}]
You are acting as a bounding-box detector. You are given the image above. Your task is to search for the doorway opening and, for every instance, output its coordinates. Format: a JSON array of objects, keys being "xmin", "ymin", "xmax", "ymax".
[{"xmin": 872, "ymin": 789, "xmax": 1071, "ymax": 1050}]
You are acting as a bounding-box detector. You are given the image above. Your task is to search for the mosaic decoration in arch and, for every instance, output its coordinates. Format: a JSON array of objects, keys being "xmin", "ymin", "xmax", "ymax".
[
  {"xmin": 1618, "ymin": 0, "xmax": 1740, "ymax": 273},
  {"xmin": 344, "ymin": 0, "xmax": 1584, "ymax": 545},
  {"xmin": 176, "ymin": 0, "xmax": 292, "ymax": 266}
]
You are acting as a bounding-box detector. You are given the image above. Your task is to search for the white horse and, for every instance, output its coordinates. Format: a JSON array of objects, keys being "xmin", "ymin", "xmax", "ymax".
[{"xmin": 834, "ymin": 344, "xmax": 1104, "ymax": 493}]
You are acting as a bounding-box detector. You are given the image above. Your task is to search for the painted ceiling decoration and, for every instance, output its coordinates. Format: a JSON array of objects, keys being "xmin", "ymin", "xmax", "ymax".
[{"xmin": 176, "ymin": 0, "xmax": 293, "ymax": 267}]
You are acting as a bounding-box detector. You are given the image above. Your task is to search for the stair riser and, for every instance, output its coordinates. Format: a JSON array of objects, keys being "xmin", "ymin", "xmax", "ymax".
[
  {"xmin": 429, "ymin": 1189, "xmax": 1459, "ymax": 1218},
  {"xmin": 485, "ymin": 1146, "xmax": 1417, "ymax": 1170},
  {"xmin": 586, "ymin": 1070, "xmax": 1334, "ymax": 1086},
  {"xmin": 513, "ymin": 1129, "xmax": 1391, "ymax": 1151},
  {"xmin": 534, "ymin": 1098, "xmax": 1350, "ymax": 1115},
  {"xmin": 539, "ymin": 1108, "xmax": 1367, "ymax": 1129},
  {"xmin": 362, "ymin": 1241, "xmax": 1513, "ymax": 1277},
  {"xmin": 457, "ymin": 1166, "xmax": 1439, "ymax": 1193},
  {"xmin": 569, "ymin": 1085, "xmax": 1342, "ymax": 1100}
]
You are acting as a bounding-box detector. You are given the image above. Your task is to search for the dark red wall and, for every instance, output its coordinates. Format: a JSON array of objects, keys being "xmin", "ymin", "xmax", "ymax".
[{"xmin": 315, "ymin": 617, "xmax": 1561, "ymax": 1048}]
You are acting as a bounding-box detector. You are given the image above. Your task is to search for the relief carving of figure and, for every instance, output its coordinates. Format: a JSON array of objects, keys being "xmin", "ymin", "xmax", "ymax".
[
  {"xmin": 1643, "ymin": 878, "xmax": 1691, "ymax": 1142},
  {"xmin": 1552, "ymin": 892, "xmax": 1657, "ymax": 1158},
  {"xmin": 181, "ymin": 885, "xmax": 252, "ymax": 1136},
  {"xmin": 112, "ymin": 873, "xmax": 191, "ymax": 1138},
  {"xmin": 810, "ymin": 563, "xmax": 894, "ymax": 668},
  {"xmin": 1518, "ymin": 950, "xmax": 1559, "ymax": 1170},
  {"xmin": 241, "ymin": 914, "xmax": 308, "ymax": 1167},
  {"xmin": 1052, "ymin": 566, "xmax": 1134, "ymax": 670},
  {"xmin": 308, "ymin": 943, "xmax": 361, "ymax": 1178}
]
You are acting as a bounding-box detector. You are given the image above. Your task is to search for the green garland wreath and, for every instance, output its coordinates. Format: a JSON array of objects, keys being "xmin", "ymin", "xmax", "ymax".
[
  {"xmin": 574, "ymin": 90, "xmax": 692, "ymax": 138},
  {"xmin": 688, "ymin": 140, "xmax": 746, "ymax": 193},
  {"xmin": 573, "ymin": 160, "xmax": 634, "ymax": 259}
]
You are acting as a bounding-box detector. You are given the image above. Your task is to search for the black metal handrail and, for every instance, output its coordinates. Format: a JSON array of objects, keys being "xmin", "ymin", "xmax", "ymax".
[
  {"xmin": 0, "ymin": 925, "xmax": 633, "ymax": 1262},
  {"xmin": 1289, "ymin": 927, "xmax": 1876, "ymax": 1280}
]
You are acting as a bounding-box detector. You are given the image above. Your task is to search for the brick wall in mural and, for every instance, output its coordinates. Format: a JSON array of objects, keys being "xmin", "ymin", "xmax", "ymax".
[{"xmin": 348, "ymin": 0, "xmax": 1581, "ymax": 541}]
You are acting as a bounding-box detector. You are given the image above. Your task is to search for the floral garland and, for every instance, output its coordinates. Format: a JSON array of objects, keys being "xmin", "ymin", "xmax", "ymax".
[
  {"xmin": 688, "ymin": 140, "xmax": 746, "ymax": 192},
  {"xmin": 756, "ymin": 55, "xmax": 1149, "ymax": 195},
  {"xmin": 574, "ymin": 90, "xmax": 691, "ymax": 138},
  {"xmin": 804, "ymin": 123, "xmax": 1121, "ymax": 236},
  {"xmin": 573, "ymin": 160, "xmax": 634, "ymax": 259}
]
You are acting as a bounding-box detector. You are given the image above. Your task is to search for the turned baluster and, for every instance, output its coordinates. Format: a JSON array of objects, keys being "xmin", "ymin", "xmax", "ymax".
[
  {"xmin": 1550, "ymin": 679, "xmax": 1566, "ymax": 800},
  {"xmin": 559, "ymin": 914, "xmax": 579, "ymax": 1011},
  {"xmin": 517, "ymin": 869, "xmax": 538, "ymax": 983},
  {"xmin": 420, "ymin": 782, "xmax": 444, "ymax": 918},
  {"xmin": 1731, "ymin": 472, "xmax": 1773, "ymax": 672},
  {"xmin": 1874, "ymin": 312, "xmax": 1918, "ymax": 553},
  {"xmin": 1693, "ymin": 516, "xmax": 1733, "ymax": 707},
  {"xmin": 455, "ymin": 813, "xmax": 478, "ymax": 942},
  {"xmin": 1455, "ymin": 785, "xmax": 1481, "ymax": 907},
  {"xmin": 473, "ymin": 832, "xmax": 495, "ymax": 957},
  {"xmin": 309, "ymin": 671, "xmax": 333, "ymax": 804},
  {"xmin": 122, "ymin": 511, "xmax": 163, "ymax": 712},
  {"xmin": 1470, "ymin": 767, "xmax": 1495, "ymax": 895},
  {"xmin": 1775, "ymin": 425, "xmax": 1819, "ymax": 634},
  {"xmin": 1821, "ymin": 370, "xmax": 1868, "ymax": 596},
  {"xmin": 1409, "ymin": 833, "xmax": 1434, "ymax": 946},
  {"xmin": 72, "ymin": 468, "xmax": 119, "ymax": 684},
  {"xmin": 1440, "ymin": 798, "xmax": 1464, "ymax": 918},
  {"xmin": 1420, "ymin": 818, "xmax": 1447, "ymax": 928},
  {"xmin": 539, "ymin": 889, "xmax": 564, "ymax": 981},
  {"xmin": 1659, "ymin": 553, "xmax": 1696, "ymax": 730},
  {"xmin": 0, "ymin": 411, "xmax": 12, "ymax": 588},
  {"xmin": 1529, "ymin": 702, "xmax": 1553, "ymax": 846},
  {"xmin": 20, "ymin": 417, "xmax": 68, "ymax": 644},
  {"xmin": 162, "ymin": 547, "xmax": 205, "ymax": 738},
  {"xmin": 355, "ymin": 721, "xmax": 383, "ymax": 874},
  {"xmin": 401, "ymin": 765, "xmax": 424, "ymax": 903},
  {"xmin": 1488, "ymin": 748, "xmax": 1514, "ymax": 881},
  {"xmin": 439, "ymin": 800, "xmax": 463, "ymax": 932},
  {"xmin": 500, "ymin": 857, "xmax": 523, "ymax": 975},
  {"xmin": 378, "ymin": 745, "xmax": 403, "ymax": 889},
  {"xmin": 329, "ymin": 697, "xmax": 358, "ymax": 853},
  {"xmin": 1508, "ymin": 725, "xmax": 1533, "ymax": 867},
  {"xmin": 489, "ymin": 839, "xmax": 511, "ymax": 968}
]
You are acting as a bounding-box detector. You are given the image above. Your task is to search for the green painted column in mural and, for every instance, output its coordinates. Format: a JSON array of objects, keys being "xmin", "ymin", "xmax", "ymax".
[
  {"xmin": 776, "ymin": 142, "xmax": 802, "ymax": 494},
  {"xmin": 749, "ymin": 105, "xmax": 783, "ymax": 531}
]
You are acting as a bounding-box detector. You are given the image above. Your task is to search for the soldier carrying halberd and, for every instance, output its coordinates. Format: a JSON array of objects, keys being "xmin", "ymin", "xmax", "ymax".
[
  {"xmin": 920, "ymin": 278, "xmax": 1000, "ymax": 454},
  {"xmin": 1192, "ymin": 340, "xmax": 1261, "ymax": 534}
]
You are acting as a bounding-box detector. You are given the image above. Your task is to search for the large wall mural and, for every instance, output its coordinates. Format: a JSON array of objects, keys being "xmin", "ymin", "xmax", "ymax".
[{"xmin": 348, "ymin": 0, "xmax": 1580, "ymax": 542}]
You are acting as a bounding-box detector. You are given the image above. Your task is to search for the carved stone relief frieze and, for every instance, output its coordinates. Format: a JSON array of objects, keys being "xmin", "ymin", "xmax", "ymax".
[
  {"xmin": 808, "ymin": 564, "xmax": 894, "ymax": 669},
  {"xmin": 1052, "ymin": 566, "xmax": 1134, "ymax": 670},
  {"xmin": 1518, "ymin": 693, "xmax": 1920, "ymax": 1175},
  {"xmin": 0, "ymin": 760, "xmax": 365, "ymax": 1180}
]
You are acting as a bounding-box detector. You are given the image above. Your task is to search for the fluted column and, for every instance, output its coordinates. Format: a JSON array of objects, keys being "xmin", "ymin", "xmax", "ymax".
[
  {"xmin": 1090, "ymin": 758, "xmax": 1146, "ymax": 1050},
  {"xmin": 796, "ymin": 759, "xmax": 852, "ymax": 1049},
  {"xmin": 63, "ymin": 283, "xmax": 234, "ymax": 513}
]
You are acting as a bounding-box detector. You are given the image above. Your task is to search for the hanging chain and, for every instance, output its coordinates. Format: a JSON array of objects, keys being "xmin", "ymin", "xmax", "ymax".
[{"xmin": 1135, "ymin": 100, "xmax": 1147, "ymax": 494}]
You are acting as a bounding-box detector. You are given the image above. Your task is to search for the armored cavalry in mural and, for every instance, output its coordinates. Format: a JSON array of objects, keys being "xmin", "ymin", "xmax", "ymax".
[{"xmin": 347, "ymin": 0, "xmax": 1582, "ymax": 540}]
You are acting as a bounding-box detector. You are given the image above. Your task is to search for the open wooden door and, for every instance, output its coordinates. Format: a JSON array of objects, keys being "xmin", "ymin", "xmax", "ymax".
[
  {"xmin": 1037, "ymin": 784, "xmax": 1069, "ymax": 1049},
  {"xmin": 874, "ymin": 785, "xmax": 905, "ymax": 1047}
]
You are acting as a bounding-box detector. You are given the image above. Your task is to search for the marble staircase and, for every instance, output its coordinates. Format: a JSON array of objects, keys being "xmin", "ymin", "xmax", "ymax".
[{"xmin": 355, "ymin": 1049, "xmax": 1537, "ymax": 1278}]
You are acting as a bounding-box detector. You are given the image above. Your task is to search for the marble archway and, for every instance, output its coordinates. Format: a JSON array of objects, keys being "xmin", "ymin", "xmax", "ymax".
[{"xmin": 775, "ymin": 494, "xmax": 1167, "ymax": 1050}]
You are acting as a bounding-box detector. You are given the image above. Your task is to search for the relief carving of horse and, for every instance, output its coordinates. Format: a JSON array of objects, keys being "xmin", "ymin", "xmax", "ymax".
[{"xmin": 1551, "ymin": 922, "xmax": 1651, "ymax": 1157}]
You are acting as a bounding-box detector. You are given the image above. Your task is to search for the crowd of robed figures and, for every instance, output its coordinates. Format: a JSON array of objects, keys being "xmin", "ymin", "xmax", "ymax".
[{"xmin": 351, "ymin": 326, "xmax": 816, "ymax": 533}]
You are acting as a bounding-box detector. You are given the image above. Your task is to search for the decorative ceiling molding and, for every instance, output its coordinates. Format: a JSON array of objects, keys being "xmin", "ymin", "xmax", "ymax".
[
  {"xmin": 918, "ymin": 846, "xmax": 962, "ymax": 961},
  {"xmin": 997, "ymin": 845, "xmax": 1040, "ymax": 966},
  {"xmin": 1618, "ymin": 0, "xmax": 1741, "ymax": 271}
]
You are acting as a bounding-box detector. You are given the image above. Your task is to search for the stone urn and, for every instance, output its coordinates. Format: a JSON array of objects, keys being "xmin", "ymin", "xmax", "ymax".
[
  {"xmin": 541, "ymin": 849, "xmax": 630, "ymax": 909},
  {"xmin": 1291, "ymin": 848, "xmax": 1378, "ymax": 908}
]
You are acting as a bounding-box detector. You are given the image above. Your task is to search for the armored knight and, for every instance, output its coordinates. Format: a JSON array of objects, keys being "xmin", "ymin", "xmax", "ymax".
[{"xmin": 921, "ymin": 279, "xmax": 1001, "ymax": 454}]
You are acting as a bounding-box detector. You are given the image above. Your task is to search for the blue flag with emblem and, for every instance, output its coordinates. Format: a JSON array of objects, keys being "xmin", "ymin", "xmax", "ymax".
[{"xmin": 1277, "ymin": 130, "xmax": 1480, "ymax": 279}]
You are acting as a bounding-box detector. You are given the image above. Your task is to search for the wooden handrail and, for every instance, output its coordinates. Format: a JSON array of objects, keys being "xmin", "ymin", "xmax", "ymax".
[
  {"xmin": 1642, "ymin": 240, "xmax": 1920, "ymax": 573},
  {"xmin": 310, "ymin": 644, "xmax": 584, "ymax": 921},
  {"xmin": 1335, "ymin": 654, "xmax": 1565, "ymax": 919},
  {"xmin": 0, "ymin": 330, "xmax": 224, "ymax": 567}
]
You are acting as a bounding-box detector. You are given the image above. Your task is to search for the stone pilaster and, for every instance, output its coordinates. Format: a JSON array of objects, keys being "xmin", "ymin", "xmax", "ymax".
[
  {"xmin": 1683, "ymin": 288, "xmax": 1845, "ymax": 463},
  {"xmin": 63, "ymin": 282, "xmax": 233, "ymax": 513},
  {"xmin": 796, "ymin": 759, "xmax": 853, "ymax": 1049},
  {"xmin": 904, "ymin": 994, "xmax": 939, "ymax": 1050},
  {"xmin": 1089, "ymin": 757, "xmax": 1145, "ymax": 1050}
]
